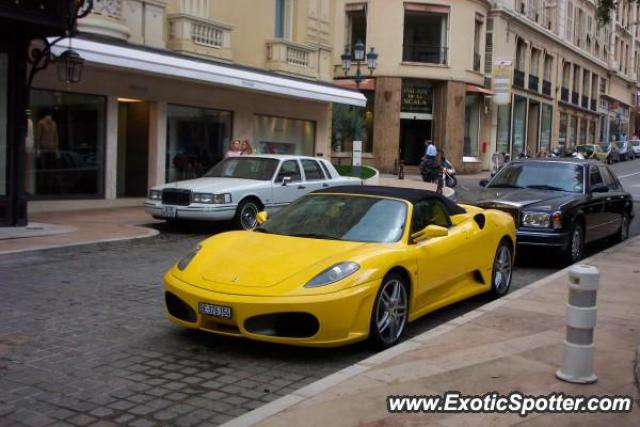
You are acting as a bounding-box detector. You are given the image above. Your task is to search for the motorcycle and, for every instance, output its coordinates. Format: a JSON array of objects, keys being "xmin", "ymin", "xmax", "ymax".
[
  {"xmin": 420, "ymin": 158, "xmax": 441, "ymax": 183},
  {"xmin": 442, "ymin": 159, "xmax": 457, "ymax": 188}
]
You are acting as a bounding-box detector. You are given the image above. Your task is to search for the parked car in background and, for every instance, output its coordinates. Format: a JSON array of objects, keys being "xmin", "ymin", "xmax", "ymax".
[
  {"xmin": 576, "ymin": 144, "xmax": 607, "ymax": 162},
  {"xmin": 615, "ymin": 141, "xmax": 635, "ymax": 161},
  {"xmin": 145, "ymin": 155, "xmax": 361, "ymax": 230},
  {"xmin": 629, "ymin": 139, "xmax": 640, "ymax": 157},
  {"xmin": 599, "ymin": 142, "xmax": 620, "ymax": 164},
  {"xmin": 473, "ymin": 159, "xmax": 633, "ymax": 264}
]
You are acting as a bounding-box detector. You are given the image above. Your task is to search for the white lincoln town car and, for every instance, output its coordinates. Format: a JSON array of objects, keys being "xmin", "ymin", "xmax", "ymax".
[{"xmin": 144, "ymin": 155, "xmax": 361, "ymax": 229}]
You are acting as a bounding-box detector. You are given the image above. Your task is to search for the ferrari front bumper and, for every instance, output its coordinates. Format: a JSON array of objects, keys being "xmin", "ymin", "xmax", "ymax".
[{"xmin": 164, "ymin": 272, "xmax": 380, "ymax": 347}]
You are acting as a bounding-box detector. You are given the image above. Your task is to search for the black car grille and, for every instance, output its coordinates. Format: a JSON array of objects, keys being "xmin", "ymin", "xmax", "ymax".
[{"xmin": 162, "ymin": 189, "xmax": 191, "ymax": 206}]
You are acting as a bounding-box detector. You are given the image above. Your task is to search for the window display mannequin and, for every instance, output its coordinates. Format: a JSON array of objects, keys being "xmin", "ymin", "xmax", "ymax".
[{"xmin": 36, "ymin": 109, "xmax": 59, "ymax": 155}]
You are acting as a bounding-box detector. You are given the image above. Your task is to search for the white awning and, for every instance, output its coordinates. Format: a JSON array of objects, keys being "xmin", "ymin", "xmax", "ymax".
[{"xmin": 50, "ymin": 38, "xmax": 367, "ymax": 107}]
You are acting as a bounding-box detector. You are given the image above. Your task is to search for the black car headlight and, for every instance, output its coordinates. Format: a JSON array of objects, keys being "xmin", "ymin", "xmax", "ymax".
[
  {"xmin": 191, "ymin": 193, "xmax": 232, "ymax": 204},
  {"xmin": 304, "ymin": 262, "xmax": 360, "ymax": 288},
  {"xmin": 148, "ymin": 189, "xmax": 162, "ymax": 200},
  {"xmin": 521, "ymin": 212, "xmax": 551, "ymax": 228},
  {"xmin": 177, "ymin": 245, "xmax": 202, "ymax": 271}
]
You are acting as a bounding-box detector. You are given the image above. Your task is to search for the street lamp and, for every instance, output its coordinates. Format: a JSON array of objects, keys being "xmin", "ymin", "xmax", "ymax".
[{"xmin": 56, "ymin": 49, "xmax": 84, "ymax": 84}]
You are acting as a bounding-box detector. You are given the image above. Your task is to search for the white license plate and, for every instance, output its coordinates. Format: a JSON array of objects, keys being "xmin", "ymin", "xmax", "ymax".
[
  {"xmin": 198, "ymin": 303, "xmax": 232, "ymax": 319},
  {"xmin": 161, "ymin": 206, "xmax": 177, "ymax": 218}
]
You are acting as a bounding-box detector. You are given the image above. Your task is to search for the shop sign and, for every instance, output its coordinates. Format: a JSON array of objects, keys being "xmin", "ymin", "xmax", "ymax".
[
  {"xmin": 401, "ymin": 83, "xmax": 433, "ymax": 113},
  {"xmin": 493, "ymin": 57, "xmax": 513, "ymax": 106}
]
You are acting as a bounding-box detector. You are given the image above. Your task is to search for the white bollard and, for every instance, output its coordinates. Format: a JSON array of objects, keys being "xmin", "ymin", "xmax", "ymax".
[{"xmin": 556, "ymin": 264, "xmax": 600, "ymax": 384}]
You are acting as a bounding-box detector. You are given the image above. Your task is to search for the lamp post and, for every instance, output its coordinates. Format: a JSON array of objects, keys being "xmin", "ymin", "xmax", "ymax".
[{"xmin": 340, "ymin": 40, "xmax": 378, "ymax": 178}]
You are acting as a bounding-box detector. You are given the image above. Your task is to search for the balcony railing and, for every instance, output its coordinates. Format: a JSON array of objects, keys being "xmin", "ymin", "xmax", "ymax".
[
  {"xmin": 513, "ymin": 69, "xmax": 525, "ymax": 88},
  {"xmin": 266, "ymin": 39, "xmax": 319, "ymax": 79},
  {"xmin": 572, "ymin": 91, "xmax": 579, "ymax": 105},
  {"xmin": 77, "ymin": 0, "xmax": 129, "ymax": 41},
  {"xmin": 542, "ymin": 80, "xmax": 552, "ymax": 96},
  {"xmin": 528, "ymin": 74, "xmax": 539, "ymax": 92},
  {"xmin": 561, "ymin": 87, "xmax": 569, "ymax": 102},
  {"xmin": 581, "ymin": 95, "xmax": 589, "ymax": 109},
  {"xmin": 473, "ymin": 53, "xmax": 481, "ymax": 72},
  {"xmin": 167, "ymin": 14, "xmax": 233, "ymax": 61},
  {"xmin": 591, "ymin": 99, "xmax": 597, "ymax": 111},
  {"xmin": 402, "ymin": 44, "xmax": 448, "ymax": 65}
]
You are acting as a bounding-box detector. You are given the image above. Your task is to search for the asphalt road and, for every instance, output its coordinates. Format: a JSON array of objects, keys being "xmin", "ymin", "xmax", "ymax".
[{"xmin": 0, "ymin": 159, "xmax": 638, "ymax": 426}]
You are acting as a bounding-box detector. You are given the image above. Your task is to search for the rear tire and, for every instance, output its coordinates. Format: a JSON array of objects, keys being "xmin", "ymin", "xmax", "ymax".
[
  {"xmin": 613, "ymin": 213, "xmax": 630, "ymax": 243},
  {"xmin": 489, "ymin": 240, "xmax": 513, "ymax": 298},
  {"xmin": 369, "ymin": 273, "xmax": 408, "ymax": 349},
  {"xmin": 563, "ymin": 223, "xmax": 584, "ymax": 265},
  {"xmin": 234, "ymin": 199, "xmax": 260, "ymax": 230}
]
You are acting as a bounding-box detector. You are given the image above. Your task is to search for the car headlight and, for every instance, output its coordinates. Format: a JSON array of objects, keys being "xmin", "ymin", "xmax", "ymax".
[
  {"xmin": 177, "ymin": 245, "xmax": 201, "ymax": 271},
  {"xmin": 521, "ymin": 212, "xmax": 551, "ymax": 228},
  {"xmin": 191, "ymin": 193, "xmax": 232, "ymax": 204},
  {"xmin": 304, "ymin": 262, "xmax": 360, "ymax": 288},
  {"xmin": 148, "ymin": 189, "xmax": 161, "ymax": 200}
]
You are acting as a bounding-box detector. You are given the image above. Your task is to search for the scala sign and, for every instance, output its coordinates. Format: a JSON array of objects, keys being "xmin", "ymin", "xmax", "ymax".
[{"xmin": 493, "ymin": 58, "xmax": 513, "ymax": 106}]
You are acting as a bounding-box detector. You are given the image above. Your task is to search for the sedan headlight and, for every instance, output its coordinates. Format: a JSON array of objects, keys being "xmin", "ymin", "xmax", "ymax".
[
  {"xmin": 148, "ymin": 189, "xmax": 162, "ymax": 200},
  {"xmin": 177, "ymin": 245, "xmax": 201, "ymax": 271},
  {"xmin": 304, "ymin": 262, "xmax": 360, "ymax": 288},
  {"xmin": 521, "ymin": 212, "xmax": 551, "ymax": 228},
  {"xmin": 191, "ymin": 193, "xmax": 232, "ymax": 204}
]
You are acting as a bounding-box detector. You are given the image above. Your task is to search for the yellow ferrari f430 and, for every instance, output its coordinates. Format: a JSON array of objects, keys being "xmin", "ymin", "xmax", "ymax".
[{"xmin": 164, "ymin": 186, "xmax": 516, "ymax": 348}]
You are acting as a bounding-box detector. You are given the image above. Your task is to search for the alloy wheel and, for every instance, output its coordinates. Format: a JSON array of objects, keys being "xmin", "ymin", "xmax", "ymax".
[
  {"xmin": 492, "ymin": 244, "xmax": 512, "ymax": 295},
  {"xmin": 570, "ymin": 227, "xmax": 583, "ymax": 262},
  {"xmin": 374, "ymin": 278, "xmax": 408, "ymax": 346},
  {"xmin": 240, "ymin": 203, "xmax": 258, "ymax": 230},
  {"xmin": 620, "ymin": 215, "xmax": 629, "ymax": 241}
]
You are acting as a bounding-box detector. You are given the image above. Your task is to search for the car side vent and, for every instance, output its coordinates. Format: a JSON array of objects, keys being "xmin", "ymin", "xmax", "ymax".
[
  {"xmin": 473, "ymin": 270, "xmax": 485, "ymax": 284},
  {"xmin": 474, "ymin": 213, "xmax": 486, "ymax": 229}
]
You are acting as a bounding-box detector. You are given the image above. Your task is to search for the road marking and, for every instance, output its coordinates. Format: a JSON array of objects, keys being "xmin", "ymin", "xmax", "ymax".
[{"xmin": 618, "ymin": 171, "xmax": 640, "ymax": 179}]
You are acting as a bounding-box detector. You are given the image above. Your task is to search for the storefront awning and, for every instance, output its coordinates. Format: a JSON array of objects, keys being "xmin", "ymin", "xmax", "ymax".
[
  {"xmin": 466, "ymin": 84, "xmax": 494, "ymax": 95},
  {"xmin": 49, "ymin": 37, "xmax": 367, "ymax": 107}
]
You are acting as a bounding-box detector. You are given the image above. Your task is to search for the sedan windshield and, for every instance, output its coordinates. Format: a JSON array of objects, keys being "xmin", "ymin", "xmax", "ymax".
[
  {"xmin": 205, "ymin": 157, "xmax": 278, "ymax": 180},
  {"xmin": 488, "ymin": 162, "xmax": 584, "ymax": 193},
  {"xmin": 257, "ymin": 195, "xmax": 407, "ymax": 243}
]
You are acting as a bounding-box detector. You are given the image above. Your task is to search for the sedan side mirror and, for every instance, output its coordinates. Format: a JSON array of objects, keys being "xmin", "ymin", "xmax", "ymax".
[
  {"xmin": 479, "ymin": 179, "xmax": 489, "ymax": 187},
  {"xmin": 281, "ymin": 176, "xmax": 292, "ymax": 186},
  {"xmin": 256, "ymin": 211, "xmax": 268, "ymax": 225},
  {"xmin": 411, "ymin": 225, "xmax": 449, "ymax": 243}
]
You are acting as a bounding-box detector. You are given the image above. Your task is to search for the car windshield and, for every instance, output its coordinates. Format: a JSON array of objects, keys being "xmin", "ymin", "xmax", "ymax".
[
  {"xmin": 576, "ymin": 145, "xmax": 592, "ymax": 154},
  {"xmin": 488, "ymin": 162, "xmax": 584, "ymax": 193},
  {"xmin": 257, "ymin": 194, "xmax": 408, "ymax": 243},
  {"xmin": 615, "ymin": 142, "xmax": 625, "ymax": 149},
  {"xmin": 631, "ymin": 141, "xmax": 640, "ymax": 147},
  {"xmin": 205, "ymin": 157, "xmax": 279, "ymax": 180}
]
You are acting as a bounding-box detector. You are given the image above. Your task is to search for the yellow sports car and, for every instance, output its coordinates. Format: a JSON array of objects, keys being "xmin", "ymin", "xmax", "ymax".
[{"xmin": 164, "ymin": 186, "xmax": 516, "ymax": 348}]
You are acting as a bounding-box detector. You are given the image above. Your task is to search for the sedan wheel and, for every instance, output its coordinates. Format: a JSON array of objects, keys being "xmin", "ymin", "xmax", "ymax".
[
  {"xmin": 490, "ymin": 241, "xmax": 513, "ymax": 298},
  {"xmin": 564, "ymin": 224, "xmax": 584, "ymax": 265},
  {"xmin": 614, "ymin": 214, "xmax": 630, "ymax": 243},
  {"xmin": 370, "ymin": 274, "xmax": 408, "ymax": 349},
  {"xmin": 234, "ymin": 200, "xmax": 260, "ymax": 230}
]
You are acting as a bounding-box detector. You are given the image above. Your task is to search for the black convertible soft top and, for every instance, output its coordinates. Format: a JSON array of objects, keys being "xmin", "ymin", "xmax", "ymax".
[{"xmin": 312, "ymin": 185, "xmax": 466, "ymax": 215}]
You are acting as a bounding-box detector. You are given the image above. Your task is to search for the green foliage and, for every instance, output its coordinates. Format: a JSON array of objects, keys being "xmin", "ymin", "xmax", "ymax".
[
  {"xmin": 331, "ymin": 104, "xmax": 365, "ymax": 151},
  {"xmin": 595, "ymin": 0, "xmax": 636, "ymax": 24},
  {"xmin": 334, "ymin": 164, "xmax": 377, "ymax": 179}
]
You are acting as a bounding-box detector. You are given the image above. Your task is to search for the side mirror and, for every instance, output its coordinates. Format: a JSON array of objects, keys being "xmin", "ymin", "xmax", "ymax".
[
  {"xmin": 281, "ymin": 176, "xmax": 292, "ymax": 186},
  {"xmin": 591, "ymin": 184, "xmax": 609, "ymax": 193},
  {"xmin": 479, "ymin": 179, "xmax": 489, "ymax": 187},
  {"xmin": 411, "ymin": 225, "xmax": 449, "ymax": 243},
  {"xmin": 256, "ymin": 211, "xmax": 268, "ymax": 225}
]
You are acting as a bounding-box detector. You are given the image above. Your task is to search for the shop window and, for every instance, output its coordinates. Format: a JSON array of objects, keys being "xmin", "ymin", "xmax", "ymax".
[
  {"xmin": 464, "ymin": 94, "xmax": 480, "ymax": 158},
  {"xmin": 166, "ymin": 104, "xmax": 232, "ymax": 183},
  {"xmin": 496, "ymin": 105, "xmax": 511, "ymax": 154},
  {"xmin": 28, "ymin": 90, "xmax": 106, "ymax": 198},
  {"xmin": 589, "ymin": 121, "xmax": 596, "ymax": 144},
  {"xmin": 579, "ymin": 118, "xmax": 587, "ymax": 145},
  {"xmin": 512, "ymin": 95, "xmax": 527, "ymax": 156},
  {"xmin": 540, "ymin": 104, "xmax": 553, "ymax": 152},
  {"xmin": 559, "ymin": 113, "xmax": 568, "ymax": 148},
  {"xmin": 0, "ymin": 53, "xmax": 6, "ymax": 197},
  {"xmin": 254, "ymin": 115, "xmax": 315, "ymax": 156},
  {"xmin": 403, "ymin": 5, "xmax": 449, "ymax": 64},
  {"xmin": 332, "ymin": 90, "xmax": 374, "ymax": 153},
  {"xmin": 569, "ymin": 116, "xmax": 577, "ymax": 149}
]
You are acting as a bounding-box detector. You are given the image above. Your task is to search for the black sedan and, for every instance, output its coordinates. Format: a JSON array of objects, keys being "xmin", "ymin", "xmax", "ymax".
[{"xmin": 470, "ymin": 159, "xmax": 634, "ymax": 264}]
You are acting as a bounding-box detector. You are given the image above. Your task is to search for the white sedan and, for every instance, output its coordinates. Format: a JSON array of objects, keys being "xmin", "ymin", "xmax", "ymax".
[
  {"xmin": 144, "ymin": 155, "xmax": 361, "ymax": 229},
  {"xmin": 629, "ymin": 139, "xmax": 640, "ymax": 157}
]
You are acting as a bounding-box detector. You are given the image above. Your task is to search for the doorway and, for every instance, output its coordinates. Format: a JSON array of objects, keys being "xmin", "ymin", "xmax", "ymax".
[
  {"xmin": 400, "ymin": 119, "xmax": 431, "ymax": 165},
  {"xmin": 117, "ymin": 100, "xmax": 149, "ymax": 198}
]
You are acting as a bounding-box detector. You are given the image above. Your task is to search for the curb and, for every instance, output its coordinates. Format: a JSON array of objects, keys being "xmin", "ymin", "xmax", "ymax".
[{"xmin": 220, "ymin": 235, "xmax": 640, "ymax": 427}]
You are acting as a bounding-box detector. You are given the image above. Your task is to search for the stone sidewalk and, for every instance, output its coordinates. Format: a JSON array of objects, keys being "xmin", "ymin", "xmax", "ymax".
[{"xmin": 225, "ymin": 237, "xmax": 640, "ymax": 427}]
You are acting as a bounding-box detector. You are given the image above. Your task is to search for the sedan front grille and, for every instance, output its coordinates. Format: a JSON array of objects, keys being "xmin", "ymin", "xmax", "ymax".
[{"xmin": 162, "ymin": 189, "xmax": 191, "ymax": 206}]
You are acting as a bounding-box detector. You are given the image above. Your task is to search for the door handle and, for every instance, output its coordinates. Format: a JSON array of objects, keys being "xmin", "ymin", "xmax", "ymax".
[
  {"xmin": 322, "ymin": 183, "xmax": 329, "ymax": 187},
  {"xmin": 297, "ymin": 185, "xmax": 306, "ymax": 189}
]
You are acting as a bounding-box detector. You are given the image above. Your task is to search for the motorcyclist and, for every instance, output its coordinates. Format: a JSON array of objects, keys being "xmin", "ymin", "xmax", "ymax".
[{"xmin": 420, "ymin": 141, "xmax": 440, "ymax": 183}]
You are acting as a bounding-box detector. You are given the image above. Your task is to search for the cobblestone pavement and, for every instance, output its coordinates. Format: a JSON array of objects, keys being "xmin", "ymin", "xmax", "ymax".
[{"xmin": 1, "ymin": 189, "xmax": 638, "ymax": 427}]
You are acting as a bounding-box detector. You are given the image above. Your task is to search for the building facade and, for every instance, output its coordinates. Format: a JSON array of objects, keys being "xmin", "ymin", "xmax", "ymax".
[
  {"xmin": 25, "ymin": 0, "xmax": 363, "ymax": 214},
  {"xmin": 331, "ymin": 0, "xmax": 640, "ymax": 174}
]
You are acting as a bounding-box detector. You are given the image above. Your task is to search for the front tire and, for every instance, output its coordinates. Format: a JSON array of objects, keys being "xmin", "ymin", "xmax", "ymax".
[
  {"xmin": 445, "ymin": 175, "xmax": 457, "ymax": 188},
  {"xmin": 234, "ymin": 199, "xmax": 260, "ymax": 230},
  {"xmin": 489, "ymin": 241, "xmax": 513, "ymax": 298},
  {"xmin": 563, "ymin": 223, "xmax": 584, "ymax": 265},
  {"xmin": 369, "ymin": 273, "xmax": 408, "ymax": 349}
]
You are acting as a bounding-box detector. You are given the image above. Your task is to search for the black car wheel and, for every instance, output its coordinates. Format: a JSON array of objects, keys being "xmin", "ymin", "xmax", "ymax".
[
  {"xmin": 234, "ymin": 199, "xmax": 260, "ymax": 230},
  {"xmin": 369, "ymin": 273, "xmax": 408, "ymax": 349},
  {"xmin": 490, "ymin": 241, "xmax": 513, "ymax": 298},
  {"xmin": 445, "ymin": 175, "xmax": 457, "ymax": 188},
  {"xmin": 564, "ymin": 224, "xmax": 584, "ymax": 265}
]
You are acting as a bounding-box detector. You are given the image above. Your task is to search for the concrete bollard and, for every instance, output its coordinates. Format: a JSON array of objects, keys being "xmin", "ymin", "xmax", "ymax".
[{"xmin": 556, "ymin": 264, "xmax": 600, "ymax": 384}]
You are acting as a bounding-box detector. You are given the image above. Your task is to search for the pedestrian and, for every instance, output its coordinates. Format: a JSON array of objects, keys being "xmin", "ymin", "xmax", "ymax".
[
  {"xmin": 423, "ymin": 140, "xmax": 437, "ymax": 160},
  {"xmin": 225, "ymin": 139, "xmax": 242, "ymax": 158},
  {"xmin": 240, "ymin": 140, "xmax": 254, "ymax": 155}
]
